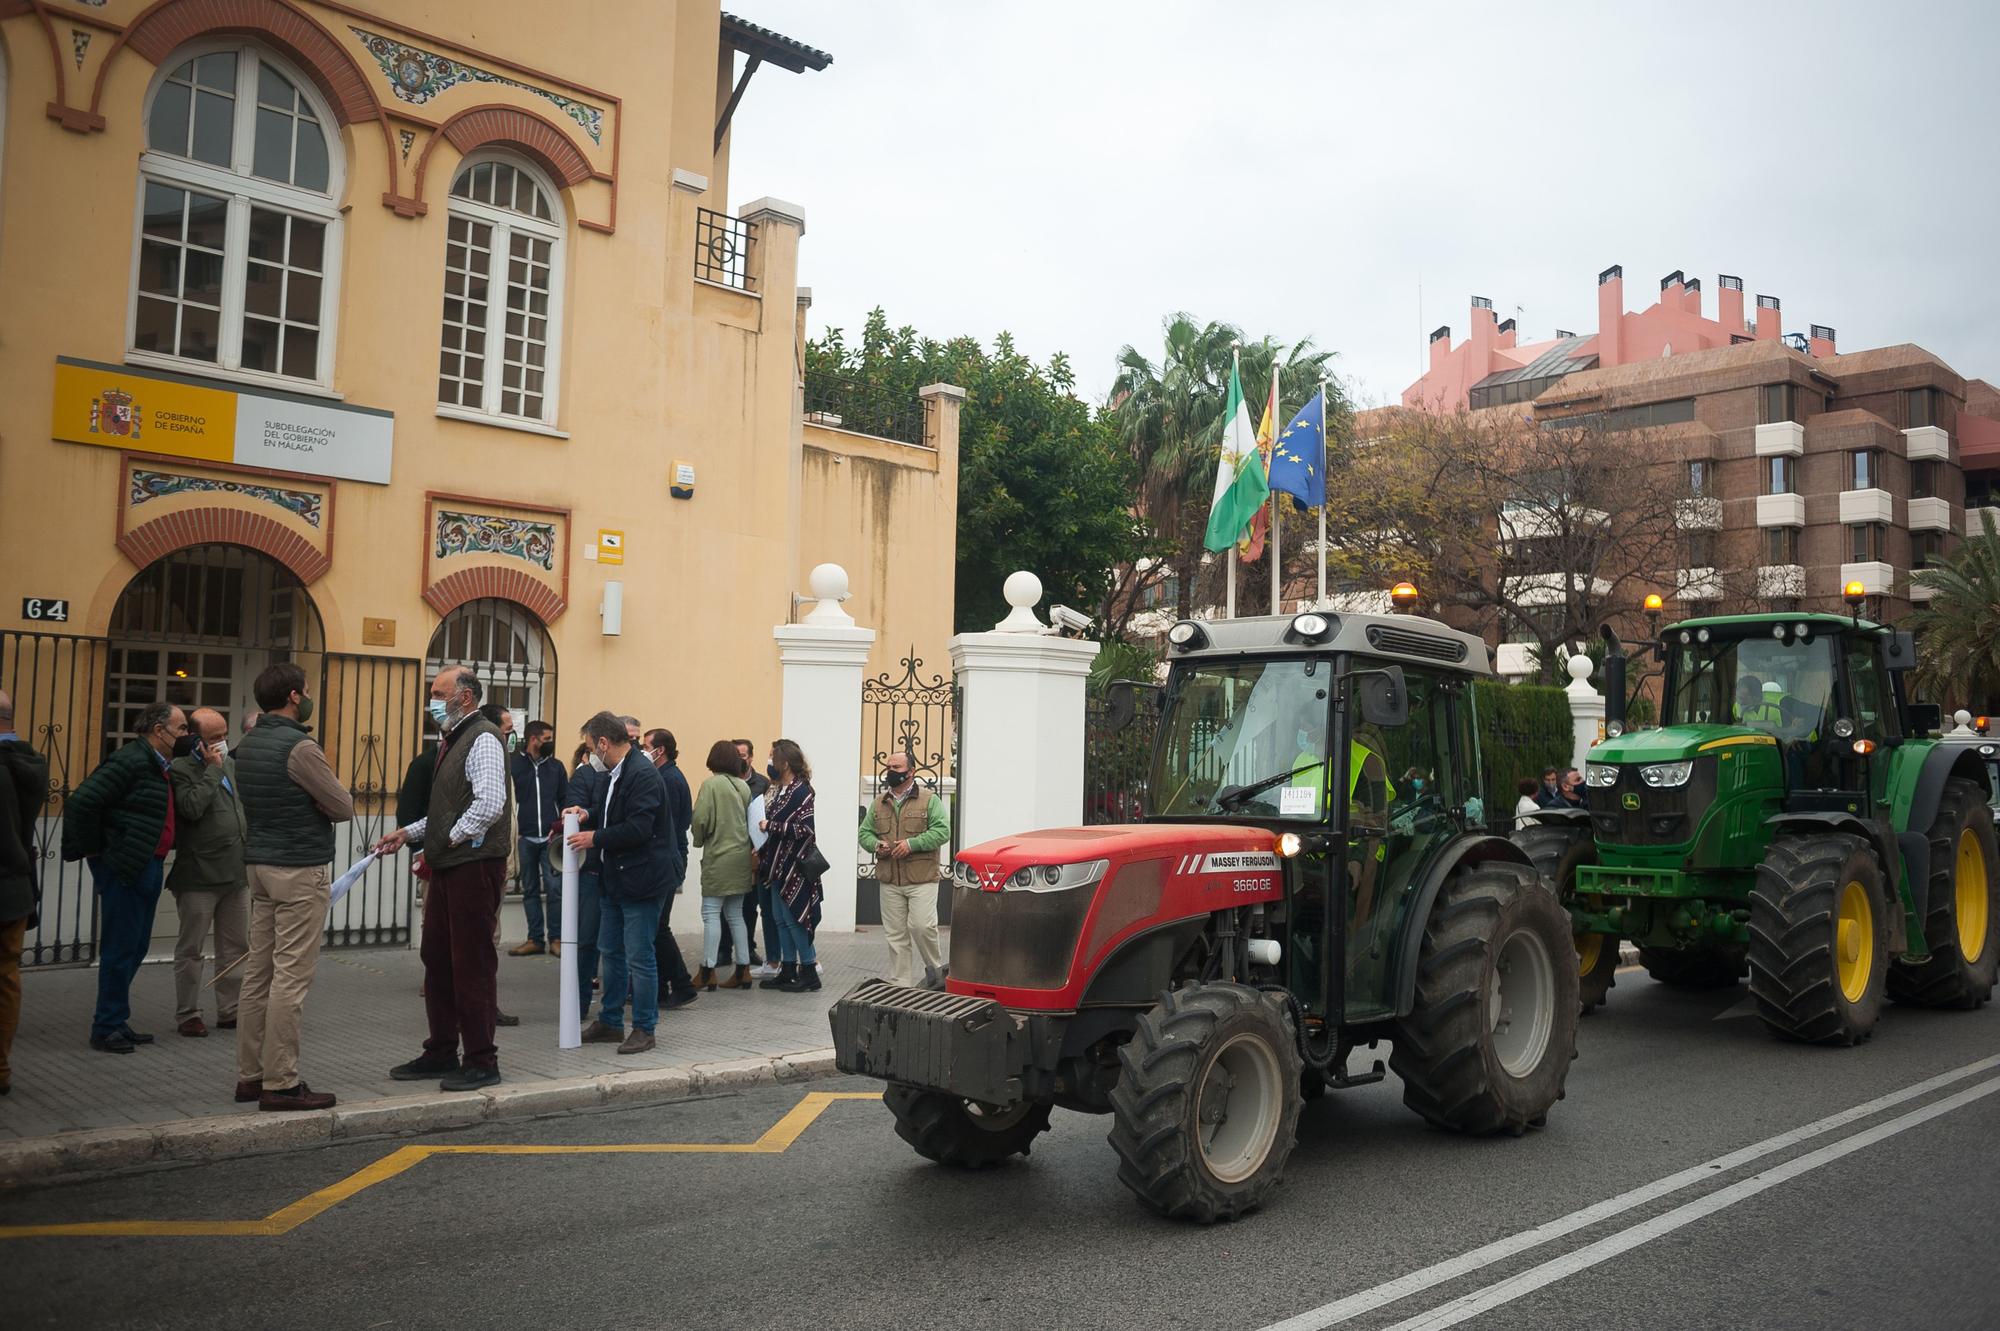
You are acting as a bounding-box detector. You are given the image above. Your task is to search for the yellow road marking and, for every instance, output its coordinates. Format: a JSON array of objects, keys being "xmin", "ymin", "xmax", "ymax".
[{"xmin": 0, "ymin": 1091, "xmax": 882, "ymax": 1242}]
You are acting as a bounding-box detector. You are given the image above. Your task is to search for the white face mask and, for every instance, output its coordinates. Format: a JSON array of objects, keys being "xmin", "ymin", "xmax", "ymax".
[
  {"xmin": 588, "ymin": 751, "xmax": 608, "ymax": 773},
  {"xmin": 210, "ymin": 740, "xmax": 227, "ymax": 761}
]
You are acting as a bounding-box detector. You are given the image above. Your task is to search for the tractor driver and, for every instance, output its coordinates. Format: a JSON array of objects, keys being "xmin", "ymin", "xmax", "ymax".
[{"xmin": 1734, "ymin": 674, "xmax": 1784, "ymax": 730}]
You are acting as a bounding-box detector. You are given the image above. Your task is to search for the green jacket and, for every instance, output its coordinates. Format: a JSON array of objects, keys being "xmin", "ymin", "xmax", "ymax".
[
  {"xmin": 689, "ymin": 772, "xmax": 753, "ymax": 897},
  {"xmin": 856, "ymin": 790, "xmax": 950, "ymax": 852},
  {"xmin": 165, "ymin": 753, "xmax": 248, "ymax": 894},
  {"xmin": 61, "ymin": 739, "xmax": 173, "ymax": 884},
  {"xmin": 1, "ymin": 738, "xmax": 49, "ymax": 924}
]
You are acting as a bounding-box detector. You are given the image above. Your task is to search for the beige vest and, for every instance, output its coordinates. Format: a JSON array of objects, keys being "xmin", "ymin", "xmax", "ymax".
[{"xmin": 872, "ymin": 791, "xmax": 936, "ymax": 886}]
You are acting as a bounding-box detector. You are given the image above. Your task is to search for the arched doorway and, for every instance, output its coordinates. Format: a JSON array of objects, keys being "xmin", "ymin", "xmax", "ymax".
[
  {"xmin": 426, "ymin": 598, "xmax": 557, "ymax": 728},
  {"xmin": 105, "ymin": 544, "xmax": 324, "ymax": 752}
]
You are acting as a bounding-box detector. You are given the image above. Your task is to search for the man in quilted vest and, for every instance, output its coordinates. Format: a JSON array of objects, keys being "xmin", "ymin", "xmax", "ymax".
[
  {"xmin": 62, "ymin": 700, "xmax": 187, "ymax": 1054},
  {"xmin": 857, "ymin": 749, "xmax": 951, "ymax": 987},
  {"xmin": 375, "ymin": 667, "xmax": 514, "ymax": 1092}
]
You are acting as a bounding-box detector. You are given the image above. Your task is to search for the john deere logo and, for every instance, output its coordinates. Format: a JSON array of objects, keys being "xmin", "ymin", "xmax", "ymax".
[{"xmin": 1621, "ymin": 792, "xmax": 1641, "ymax": 811}]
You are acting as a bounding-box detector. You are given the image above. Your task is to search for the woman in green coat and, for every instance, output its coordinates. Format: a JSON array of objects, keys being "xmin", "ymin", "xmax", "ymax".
[{"xmin": 688, "ymin": 740, "xmax": 754, "ymax": 991}]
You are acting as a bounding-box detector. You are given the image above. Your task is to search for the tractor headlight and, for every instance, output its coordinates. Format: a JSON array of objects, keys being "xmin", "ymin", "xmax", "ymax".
[
  {"xmin": 1004, "ymin": 859, "xmax": 1109, "ymax": 893},
  {"xmin": 1605, "ymin": 720, "xmax": 1625, "ymax": 739},
  {"xmin": 1276, "ymin": 831, "xmax": 1304, "ymax": 858},
  {"xmin": 1640, "ymin": 761, "xmax": 1693, "ymax": 788},
  {"xmin": 953, "ymin": 860, "xmax": 979, "ymax": 887},
  {"xmin": 1585, "ymin": 763, "xmax": 1620, "ymax": 787}
]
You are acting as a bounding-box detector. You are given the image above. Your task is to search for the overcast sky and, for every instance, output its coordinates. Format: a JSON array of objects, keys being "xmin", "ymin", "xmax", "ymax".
[{"xmin": 728, "ymin": 1, "xmax": 2000, "ymax": 410}]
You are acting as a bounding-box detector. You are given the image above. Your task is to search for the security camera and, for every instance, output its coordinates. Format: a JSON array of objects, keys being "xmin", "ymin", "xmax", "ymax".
[{"xmin": 1050, "ymin": 604, "xmax": 1094, "ymax": 637}]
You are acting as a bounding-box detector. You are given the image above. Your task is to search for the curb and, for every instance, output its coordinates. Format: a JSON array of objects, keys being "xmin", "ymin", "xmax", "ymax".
[{"xmin": 0, "ymin": 1047, "xmax": 843, "ymax": 1190}]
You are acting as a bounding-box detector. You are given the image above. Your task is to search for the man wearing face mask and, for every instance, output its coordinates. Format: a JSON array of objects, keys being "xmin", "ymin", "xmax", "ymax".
[
  {"xmin": 857, "ymin": 750, "xmax": 950, "ymax": 987},
  {"xmin": 508, "ymin": 720, "xmax": 567, "ymax": 957},
  {"xmin": 234, "ymin": 664, "xmax": 353, "ymax": 1109},
  {"xmin": 63, "ymin": 700, "xmax": 188, "ymax": 1053},
  {"xmin": 165, "ymin": 707, "xmax": 249, "ymax": 1038},
  {"xmin": 374, "ymin": 668, "xmax": 514, "ymax": 1091}
]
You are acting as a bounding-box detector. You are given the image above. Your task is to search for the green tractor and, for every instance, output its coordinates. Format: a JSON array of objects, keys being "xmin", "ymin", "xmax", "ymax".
[{"xmin": 1519, "ymin": 594, "xmax": 1999, "ymax": 1046}]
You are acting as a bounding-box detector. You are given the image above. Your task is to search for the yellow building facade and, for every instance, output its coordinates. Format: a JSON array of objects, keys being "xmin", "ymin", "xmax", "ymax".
[{"xmin": 0, "ymin": 0, "xmax": 958, "ymax": 961}]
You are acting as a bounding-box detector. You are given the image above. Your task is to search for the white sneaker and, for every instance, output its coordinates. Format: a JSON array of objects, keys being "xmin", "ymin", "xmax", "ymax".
[{"xmin": 749, "ymin": 963, "xmax": 780, "ymax": 978}]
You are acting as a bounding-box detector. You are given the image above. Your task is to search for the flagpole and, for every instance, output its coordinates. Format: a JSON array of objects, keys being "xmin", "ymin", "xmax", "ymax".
[
  {"xmin": 1226, "ymin": 343, "xmax": 1240, "ymax": 619},
  {"xmin": 1269, "ymin": 361, "xmax": 1282, "ymax": 617},
  {"xmin": 1317, "ymin": 374, "xmax": 1329, "ymax": 608}
]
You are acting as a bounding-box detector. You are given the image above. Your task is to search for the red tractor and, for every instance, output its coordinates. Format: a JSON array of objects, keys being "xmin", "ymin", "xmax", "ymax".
[{"xmin": 831, "ymin": 610, "xmax": 1578, "ymax": 1221}]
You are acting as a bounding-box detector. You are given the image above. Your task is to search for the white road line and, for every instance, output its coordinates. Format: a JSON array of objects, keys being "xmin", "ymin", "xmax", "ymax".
[
  {"xmin": 1258, "ymin": 1053, "xmax": 2000, "ymax": 1331},
  {"xmin": 1380, "ymin": 1072, "xmax": 2000, "ymax": 1330}
]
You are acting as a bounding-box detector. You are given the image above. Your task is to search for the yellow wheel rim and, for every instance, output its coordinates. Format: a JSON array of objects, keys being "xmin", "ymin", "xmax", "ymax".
[
  {"xmin": 1957, "ymin": 830, "xmax": 1990, "ymax": 964},
  {"xmin": 1575, "ymin": 933, "xmax": 1603, "ymax": 976},
  {"xmin": 1836, "ymin": 879, "xmax": 1874, "ymax": 1004}
]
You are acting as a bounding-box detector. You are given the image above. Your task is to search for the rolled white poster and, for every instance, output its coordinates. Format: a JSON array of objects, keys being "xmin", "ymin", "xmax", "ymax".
[{"xmin": 558, "ymin": 810, "xmax": 581, "ymax": 1049}]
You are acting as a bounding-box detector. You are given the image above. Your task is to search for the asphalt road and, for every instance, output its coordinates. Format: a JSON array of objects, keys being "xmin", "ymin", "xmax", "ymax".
[{"xmin": 4, "ymin": 974, "xmax": 1998, "ymax": 1331}]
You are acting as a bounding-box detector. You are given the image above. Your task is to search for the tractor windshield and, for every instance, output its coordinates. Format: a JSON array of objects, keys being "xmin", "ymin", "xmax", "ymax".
[
  {"xmin": 1665, "ymin": 629, "xmax": 1836, "ymax": 742},
  {"xmin": 1152, "ymin": 657, "xmax": 1332, "ymax": 821}
]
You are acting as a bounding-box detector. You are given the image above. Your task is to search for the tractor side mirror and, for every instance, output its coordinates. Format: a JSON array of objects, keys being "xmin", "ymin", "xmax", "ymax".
[
  {"xmin": 1905, "ymin": 702, "xmax": 1942, "ymax": 736},
  {"xmin": 1884, "ymin": 630, "xmax": 1917, "ymax": 668},
  {"xmin": 1353, "ymin": 666, "xmax": 1409, "ymax": 728},
  {"xmin": 1104, "ymin": 679, "xmax": 1160, "ymax": 731}
]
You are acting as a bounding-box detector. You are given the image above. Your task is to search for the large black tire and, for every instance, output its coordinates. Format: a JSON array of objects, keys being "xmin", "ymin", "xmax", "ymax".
[
  {"xmin": 1638, "ymin": 944, "xmax": 1746, "ymax": 989},
  {"xmin": 1514, "ymin": 822, "xmax": 1617, "ymax": 1014},
  {"xmin": 1107, "ymin": 983, "xmax": 1302, "ymax": 1222},
  {"xmin": 1888, "ymin": 779, "xmax": 2000, "ymax": 1009},
  {"xmin": 1391, "ymin": 862, "xmax": 1578, "ymax": 1135},
  {"xmin": 1748, "ymin": 835, "xmax": 1888, "ymax": 1046},
  {"xmin": 885, "ymin": 1084, "xmax": 1052, "ymax": 1168}
]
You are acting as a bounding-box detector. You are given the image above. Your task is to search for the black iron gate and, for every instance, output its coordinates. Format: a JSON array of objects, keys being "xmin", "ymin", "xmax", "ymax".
[
  {"xmin": 856, "ymin": 649, "xmax": 958, "ymax": 925},
  {"xmin": 317, "ymin": 652, "xmax": 426, "ymax": 947},
  {"xmin": 1083, "ymin": 696, "xmax": 1158, "ymax": 824},
  {"xmin": 4, "ymin": 629, "xmax": 111, "ymax": 966}
]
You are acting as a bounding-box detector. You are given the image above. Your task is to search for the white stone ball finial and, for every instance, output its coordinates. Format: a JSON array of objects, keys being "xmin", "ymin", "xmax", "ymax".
[
  {"xmin": 995, "ymin": 570, "xmax": 1046, "ymax": 632},
  {"xmin": 804, "ymin": 562, "xmax": 854, "ymax": 626},
  {"xmin": 1566, "ymin": 653, "xmax": 1594, "ymax": 684},
  {"xmin": 1953, "ymin": 708, "xmax": 1973, "ymax": 732}
]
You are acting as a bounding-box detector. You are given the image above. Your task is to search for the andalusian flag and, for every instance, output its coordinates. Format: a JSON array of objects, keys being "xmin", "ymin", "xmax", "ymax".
[
  {"xmin": 1203, "ymin": 361, "xmax": 1268, "ymax": 553},
  {"xmin": 1239, "ymin": 372, "xmax": 1280, "ymax": 562}
]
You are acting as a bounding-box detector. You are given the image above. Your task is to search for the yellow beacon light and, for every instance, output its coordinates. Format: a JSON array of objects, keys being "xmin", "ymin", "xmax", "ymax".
[
  {"xmin": 1843, "ymin": 580, "xmax": 1867, "ymax": 604},
  {"xmin": 1643, "ymin": 593, "xmax": 1664, "ymax": 613},
  {"xmin": 1389, "ymin": 581, "xmax": 1419, "ymax": 612}
]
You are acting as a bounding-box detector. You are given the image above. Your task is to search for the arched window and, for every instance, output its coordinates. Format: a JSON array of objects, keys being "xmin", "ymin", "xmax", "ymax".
[
  {"xmin": 426, "ymin": 598, "xmax": 557, "ymax": 726},
  {"xmin": 132, "ymin": 44, "xmax": 343, "ymax": 387},
  {"xmin": 437, "ymin": 155, "xmax": 564, "ymax": 427}
]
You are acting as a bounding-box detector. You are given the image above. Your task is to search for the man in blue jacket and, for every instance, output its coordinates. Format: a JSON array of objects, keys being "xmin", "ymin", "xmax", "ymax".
[
  {"xmin": 565, "ymin": 712, "xmax": 670, "ymax": 1055},
  {"xmin": 644, "ymin": 729, "xmax": 697, "ymax": 1011},
  {"xmin": 507, "ymin": 721, "xmax": 568, "ymax": 957}
]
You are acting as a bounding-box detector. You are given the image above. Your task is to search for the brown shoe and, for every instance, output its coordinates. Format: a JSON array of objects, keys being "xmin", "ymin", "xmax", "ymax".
[
  {"xmin": 234, "ymin": 1078, "xmax": 262, "ymax": 1103},
  {"xmin": 580, "ymin": 1020, "xmax": 624, "ymax": 1043},
  {"xmin": 689, "ymin": 966, "xmax": 716, "ymax": 991},
  {"xmin": 718, "ymin": 965, "xmax": 753, "ymax": 990},
  {"xmin": 179, "ymin": 1017, "xmax": 209, "ymax": 1038},
  {"xmin": 509, "ymin": 940, "xmax": 546, "ymax": 957},
  {"xmin": 259, "ymin": 1082, "xmax": 335, "ymax": 1112},
  {"xmin": 550, "ymin": 940, "xmax": 562, "ymax": 956},
  {"xmin": 216, "ymin": 1017, "xmax": 237, "ymax": 1030},
  {"xmin": 616, "ymin": 1030, "xmax": 656, "ymax": 1055}
]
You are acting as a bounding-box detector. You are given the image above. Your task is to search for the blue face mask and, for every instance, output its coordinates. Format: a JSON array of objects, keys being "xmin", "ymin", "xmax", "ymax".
[
  {"xmin": 427, "ymin": 699, "xmax": 450, "ymax": 727},
  {"xmin": 1411, "ymin": 778, "xmax": 1426, "ymax": 792}
]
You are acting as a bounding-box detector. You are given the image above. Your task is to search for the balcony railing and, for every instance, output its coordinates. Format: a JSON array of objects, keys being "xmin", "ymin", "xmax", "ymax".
[
  {"xmin": 803, "ymin": 371, "xmax": 932, "ymax": 447},
  {"xmin": 695, "ymin": 208, "xmax": 756, "ymax": 292}
]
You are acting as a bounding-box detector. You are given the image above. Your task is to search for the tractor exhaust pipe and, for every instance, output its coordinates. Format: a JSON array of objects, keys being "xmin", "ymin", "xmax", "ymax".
[{"xmin": 1598, "ymin": 622, "xmax": 1626, "ymax": 731}]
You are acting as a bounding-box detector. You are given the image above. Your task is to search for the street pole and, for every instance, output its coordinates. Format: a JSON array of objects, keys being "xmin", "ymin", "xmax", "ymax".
[
  {"xmin": 1226, "ymin": 343, "xmax": 1240, "ymax": 619},
  {"xmin": 1317, "ymin": 374, "xmax": 1329, "ymax": 608},
  {"xmin": 1269, "ymin": 361, "xmax": 1282, "ymax": 617}
]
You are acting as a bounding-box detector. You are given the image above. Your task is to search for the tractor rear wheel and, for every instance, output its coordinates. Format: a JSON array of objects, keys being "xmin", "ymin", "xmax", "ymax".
[
  {"xmin": 1748, "ymin": 835, "xmax": 1888, "ymax": 1045},
  {"xmin": 1888, "ymin": 779, "xmax": 2000, "ymax": 1010},
  {"xmin": 885, "ymin": 1084, "xmax": 1052, "ymax": 1168},
  {"xmin": 1391, "ymin": 862, "xmax": 1577, "ymax": 1135},
  {"xmin": 1638, "ymin": 944, "xmax": 1746, "ymax": 989},
  {"xmin": 1107, "ymin": 982, "xmax": 1301, "ymax": 1222},
  {"xmin": 1514, "ymin": 822, "xmax": 1616, "ymax": 1014}
]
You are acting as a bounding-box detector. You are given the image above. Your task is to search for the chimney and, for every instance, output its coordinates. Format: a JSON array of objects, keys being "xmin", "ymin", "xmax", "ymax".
[
  {"xmin": 1429, "ymin": 324, "xmax": 1452, "ymax": 373},
  {"xmin": 1755, "ymin": 293, "xmax": 1781, "ymax": 341},
  {"xmin": 1659, "ymin": 270, "xmax": 1686, "ymax": 312},
  {"xmin": 1597, "ymin": 264, "xmax": 1624, "ymax": 366},
  {"xmin": 1717, "ymin": 274, "xmax": 1745, "ymax": 335},
  {"xmin": 1468, "ymin": 296, "xmax": 1497, "ymax": 375},
  {"xmin": 1682, "ymin": 276, "xmax": 1702, "ymax": 316},
  {"xmin": 1496, "ymin": 316, "xmax": 1518, "ymax": 348},
  {"xmin": 1808, "ymin": 324, "xmax": 1837, "ymax": 358}
]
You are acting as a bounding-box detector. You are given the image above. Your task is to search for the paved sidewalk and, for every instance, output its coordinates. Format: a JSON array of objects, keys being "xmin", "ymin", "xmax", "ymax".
[{"xmin": 2, "ymin": 898, "xmax": 937, "ymax": 1148}]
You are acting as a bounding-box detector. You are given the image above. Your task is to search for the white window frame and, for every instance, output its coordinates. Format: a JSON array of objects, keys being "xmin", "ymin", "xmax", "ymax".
[
  {"xmin": 435, "ymin": 152, "xmax": 566, "ymax": 430},
  {"xmin": 126, "ymin": 40, "xmax": 345, "ymax": 394}
]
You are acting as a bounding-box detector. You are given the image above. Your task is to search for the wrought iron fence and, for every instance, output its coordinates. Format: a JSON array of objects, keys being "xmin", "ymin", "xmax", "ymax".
[
  {"xmin": 318, "ymin": 652, "xmax": 426, "ymax": 947},
  {"xmin": 1083, "ymin": 696, "xmax": 1159, "ymax": 824},
  {"xmin": 3, "ymin": 629, "xmax": 111, "ymax": 965},
  {"xmin": 803, "ymin": 370, "xmax": 932, "ymax": 447},
  {"xmin": 856, "ymin": 651, "xmax": 958, "ymax": 923},
  {"xmin": 694, "ymin": 207, "xmax": 756, "ymax": 292}
]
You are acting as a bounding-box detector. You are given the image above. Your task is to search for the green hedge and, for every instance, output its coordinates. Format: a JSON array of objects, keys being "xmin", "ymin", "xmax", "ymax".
[{"xmin": 1472, "ymin": 680, "xmax": 1574, "ymax": 829}]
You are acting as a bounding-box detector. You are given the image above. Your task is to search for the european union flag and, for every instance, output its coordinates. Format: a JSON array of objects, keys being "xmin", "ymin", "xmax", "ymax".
[{"xmin": 1267, "ymin": 388, "xmax": 1326, "ymax": 509}]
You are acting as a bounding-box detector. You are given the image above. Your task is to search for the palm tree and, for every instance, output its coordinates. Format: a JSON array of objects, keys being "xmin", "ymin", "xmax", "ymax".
[
  {"xmin": 1108, "ymin": 315, "xmax": 1341, "ymax": 617},
  {"xmin": 1908, "ymin": 510, "xmax": 2000, "ymax": 710}
]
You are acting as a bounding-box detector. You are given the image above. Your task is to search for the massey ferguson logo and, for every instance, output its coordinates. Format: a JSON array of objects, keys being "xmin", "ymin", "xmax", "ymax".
[
  {"xmin": 90, "ymin": 388, "xmax": 141, "ymax": 438},
  {"xmin": 1174, "ymin": 851, "xmax": 1280, "ymax": 874}
]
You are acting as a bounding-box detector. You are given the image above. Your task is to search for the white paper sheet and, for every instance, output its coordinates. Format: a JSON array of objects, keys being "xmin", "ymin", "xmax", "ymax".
[{"xmin": 328, "ymin": 849, "xmax": 379, "ymax": 908}]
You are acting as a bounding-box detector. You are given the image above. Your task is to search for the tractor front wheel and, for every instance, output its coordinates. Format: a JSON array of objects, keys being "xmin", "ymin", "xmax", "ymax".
[
  {"xmin": 1515, "ymin": 822, "xmax": 1616, "ymax": 1014},
  {"xmin": 1888, "ymin": 779, "xmax": 2000, "ymax": 1010},
  {"xmin": 885, "ymin": 1084, "xmax": 1052, "ymax": 1168},
  {"xmin": 1638, "ymin": 944, "xmax": 1746, "ymax": 989},
  {"xmin": 1748, "ymin": 835, "xmax": 1888, "ymax": 1045},
  {"xmin": 1107, "ymin": 983, "xmax": 1301, "ymax": 1222},
  {"xmin": 1391, "ymin": 862, "xmax": 1578, "ymax": 1135}
]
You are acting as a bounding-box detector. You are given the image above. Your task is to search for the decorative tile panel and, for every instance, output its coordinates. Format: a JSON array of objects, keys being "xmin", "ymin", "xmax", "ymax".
[
  {"xmin": 130, "ymin": 468, "xmax": 324, "ymax": 528},
  {"xmin": 350, "ymin": 28, "xmax": 605, "ymax": 144},
  {"xmin": 434, "ymin": 509, "xmax": 557, "ymax": 570}
]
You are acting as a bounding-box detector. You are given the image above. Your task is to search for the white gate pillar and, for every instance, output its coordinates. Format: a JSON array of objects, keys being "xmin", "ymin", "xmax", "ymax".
[
  {"xmin": 949, "ymin": 572, "xmax": 1099, "ymax": 850},
  {"xmin": 1566, "ymin": 653, "xmax": 1606, "ymax": 772},
  {"xmin": 774, "ymin": 564, "xmax": 876, "ymax": 933}
]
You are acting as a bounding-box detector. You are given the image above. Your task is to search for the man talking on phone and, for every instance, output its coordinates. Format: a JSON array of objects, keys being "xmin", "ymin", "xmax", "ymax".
[{"xmin": 165, "ymin": 707, "xmax": 249, "ymax": 1039}]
